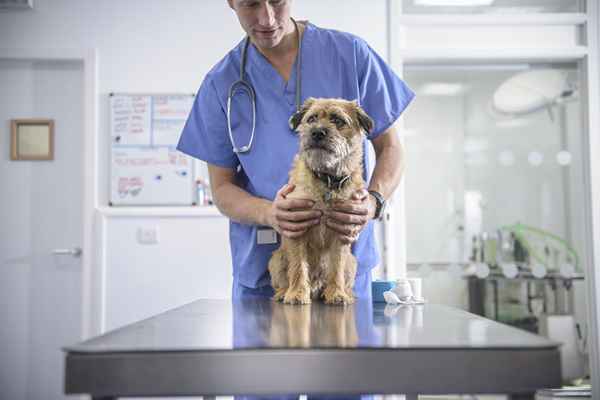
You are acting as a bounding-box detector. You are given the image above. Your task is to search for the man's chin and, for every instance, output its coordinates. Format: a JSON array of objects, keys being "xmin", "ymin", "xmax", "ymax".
[{"xmin": 253, "ymin": 37, "xmax": 281, "ymax": 50}]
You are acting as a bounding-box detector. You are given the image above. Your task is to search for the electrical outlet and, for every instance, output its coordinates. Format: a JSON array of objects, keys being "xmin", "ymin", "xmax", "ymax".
[{"xmin": 137, "ymin": 227, "xmax": 159, "ymax": 244}]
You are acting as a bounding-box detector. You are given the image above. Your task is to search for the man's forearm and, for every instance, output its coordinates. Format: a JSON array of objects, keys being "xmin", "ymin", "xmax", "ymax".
[
  {"xmin": 368, "ymin": 132, "xmax": 405, "ymax": 200},
  {"xmin": 212, "ymin": 181, "xmax": 272, "ymax": 226}
]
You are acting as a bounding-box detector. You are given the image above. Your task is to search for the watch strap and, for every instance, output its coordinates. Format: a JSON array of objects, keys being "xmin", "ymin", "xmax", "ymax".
[{"xmin": 368, "ymin": 190, "xmax": 385, "ymax": 220}]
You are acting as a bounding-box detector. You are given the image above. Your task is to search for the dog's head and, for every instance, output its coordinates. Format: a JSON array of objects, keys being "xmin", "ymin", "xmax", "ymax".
[{"xmin": 289, "ymin": 98, "xmax": 374, "ymax": 176}]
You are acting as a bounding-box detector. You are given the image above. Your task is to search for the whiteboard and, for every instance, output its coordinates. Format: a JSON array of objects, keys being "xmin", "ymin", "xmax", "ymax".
[{"xmin": 109, "ymin": 94, "xmax": 195, "ymax": 206}]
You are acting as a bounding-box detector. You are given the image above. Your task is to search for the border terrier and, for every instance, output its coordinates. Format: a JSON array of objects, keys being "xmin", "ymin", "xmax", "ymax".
[{"xmin": 268, "ymin": 98, "xmax": 374, "ymax": 305}]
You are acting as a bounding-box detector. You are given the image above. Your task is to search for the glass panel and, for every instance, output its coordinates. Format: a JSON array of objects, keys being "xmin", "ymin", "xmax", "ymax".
[
  {"xmin": 402, "ymin": 63, "xmax": 589, "ymax": 370},
  {"xmin": 402, "ymin": 0, "xmax": 582, "ymax": 14}
]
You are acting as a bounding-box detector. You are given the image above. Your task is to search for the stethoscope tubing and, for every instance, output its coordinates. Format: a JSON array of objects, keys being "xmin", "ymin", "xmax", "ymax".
[{"xmin": 227, "ymin": 18, "xmax": 302, "ymax": 154}]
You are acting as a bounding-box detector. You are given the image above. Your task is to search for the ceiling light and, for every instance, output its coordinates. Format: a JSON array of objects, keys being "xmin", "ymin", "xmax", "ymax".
[{"xmin": 415, "ymin": 0, "xmax": 494, "ymax": 6}]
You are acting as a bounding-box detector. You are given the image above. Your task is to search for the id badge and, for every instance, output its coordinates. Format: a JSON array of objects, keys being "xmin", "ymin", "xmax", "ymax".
[{"xmin": 257, "ymin": 228, "xmax": 278, "ymax": 245}]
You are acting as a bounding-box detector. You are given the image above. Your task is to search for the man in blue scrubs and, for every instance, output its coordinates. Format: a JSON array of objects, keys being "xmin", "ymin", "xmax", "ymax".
[{"xmin": 177, "ymin": 0, "xmax": 415, "ymax": 301}]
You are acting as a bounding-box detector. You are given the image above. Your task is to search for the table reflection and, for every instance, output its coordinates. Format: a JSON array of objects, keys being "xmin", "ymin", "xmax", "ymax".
[{"xmin": 232, "ymin": 299, "xmax": 381, "ymax": 348}]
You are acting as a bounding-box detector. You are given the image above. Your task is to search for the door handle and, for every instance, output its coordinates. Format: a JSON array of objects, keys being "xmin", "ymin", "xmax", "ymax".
[{"xmin": 52, "ymin": 247, "xmax": 82, "ymax": 257}]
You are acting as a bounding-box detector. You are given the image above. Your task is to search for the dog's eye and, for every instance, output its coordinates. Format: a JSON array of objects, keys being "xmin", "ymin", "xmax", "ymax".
[
  {"xmin": 330, "ymin": 115, "xmax": 346, "ymax": 128},
  {"xmin": 306, "ymin": 115, "xmax": 317, "ymax": 124}
]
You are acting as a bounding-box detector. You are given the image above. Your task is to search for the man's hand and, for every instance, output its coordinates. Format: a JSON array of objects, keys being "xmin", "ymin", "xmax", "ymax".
[
  {"xmin": 325, "ymin": 188, "xmax": 377, "ymax": 244},
  {"xmin": 267, "ymin": 184, "xmax": 322, "ymax": 239}
]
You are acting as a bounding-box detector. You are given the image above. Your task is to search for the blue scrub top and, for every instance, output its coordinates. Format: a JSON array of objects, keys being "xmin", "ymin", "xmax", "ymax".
[{"xmin": 177, "ymin": 22, "xmax": 415, "ymax": 289}]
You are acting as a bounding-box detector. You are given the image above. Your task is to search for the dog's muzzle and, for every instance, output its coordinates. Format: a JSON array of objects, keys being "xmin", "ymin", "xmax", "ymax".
[{"xmin": 311, "ymin": 128, "xmax": 328, "ymax": 142}]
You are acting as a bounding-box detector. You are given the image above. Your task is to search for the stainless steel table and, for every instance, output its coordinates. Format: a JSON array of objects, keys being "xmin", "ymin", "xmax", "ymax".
[{"xmin": 63, "ymin": 299, "xmax": 561, "ymax": 399}]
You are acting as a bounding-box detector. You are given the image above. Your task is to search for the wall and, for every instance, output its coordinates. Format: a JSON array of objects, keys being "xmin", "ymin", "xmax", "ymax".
[
  {"xmin": 2, "ymin": 0, "xmax": 591, "ymax": 334},
  {"xmin": 0, "ymin": 59, "xmax": 36, "ymax": 400},
  {"xmin": 0, "ymin": 0, "xmax": 390, "ymax": 331}
]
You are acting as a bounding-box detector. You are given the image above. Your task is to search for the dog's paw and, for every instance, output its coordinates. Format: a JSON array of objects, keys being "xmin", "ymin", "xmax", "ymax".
[
  {"xmin": 322, "ymin": 287, "xmax": 354, "ymax": 305},
  {"xmin": 283, "ymin": 289, "xmax": 311, "ymax": 305},
  {"xmin": 273, "ymin": 288, "xmax": 287, "ymax": 302}
]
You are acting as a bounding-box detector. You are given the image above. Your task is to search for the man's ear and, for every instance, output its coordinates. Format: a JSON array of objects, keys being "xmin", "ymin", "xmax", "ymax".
[
  {"xmin": 351, "ymin": 101, "xmax": 374, "ymax": 135},
  {"xmin": 289, "ymin": 97, "xmax": 316, "ymax": 131}
]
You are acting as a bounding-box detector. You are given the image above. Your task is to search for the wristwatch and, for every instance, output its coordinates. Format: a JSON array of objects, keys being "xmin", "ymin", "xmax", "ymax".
[{"xmin": 368, "ymin": 190, "xmax": 386, "ymax": 220}]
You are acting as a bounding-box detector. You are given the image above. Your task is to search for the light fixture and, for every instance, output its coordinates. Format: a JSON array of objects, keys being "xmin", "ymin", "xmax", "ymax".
[
  {"xmin": 419, "ymin": 82, "xmax": 465, "ymax": 96},
  {"xmin": 415, "ymin": 0, "xmax": 494, "ymax": 6},
  {"xmin": 491, "ymin": 69, "xmax": 574, "ymax": 118}
]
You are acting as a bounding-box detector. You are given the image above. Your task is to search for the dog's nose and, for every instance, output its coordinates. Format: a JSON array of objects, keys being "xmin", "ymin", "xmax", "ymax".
[{"xmin": 311, "ymin": 128, "xmax": 328, "ymax": 141}]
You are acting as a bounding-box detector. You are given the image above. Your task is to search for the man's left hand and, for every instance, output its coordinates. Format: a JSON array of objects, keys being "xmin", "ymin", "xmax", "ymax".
[{"xmin": 325, "ymin": 188, "xmax": 377, "ymax": 244}]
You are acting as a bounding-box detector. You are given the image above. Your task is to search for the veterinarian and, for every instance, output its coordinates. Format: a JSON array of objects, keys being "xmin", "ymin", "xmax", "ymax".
[{"xmin": 177, "ymin": 0, "xmax": 414, "ymax": 301}]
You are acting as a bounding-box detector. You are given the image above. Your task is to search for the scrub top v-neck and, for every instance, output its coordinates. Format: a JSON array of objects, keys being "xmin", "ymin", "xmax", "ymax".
[
  {"xmin": 177, "ymin": 22, "xmax": 415, "ymax": 289},
  {"xmin": 247, "ymin": 32, "xmax": 301, "ymax": 109}
]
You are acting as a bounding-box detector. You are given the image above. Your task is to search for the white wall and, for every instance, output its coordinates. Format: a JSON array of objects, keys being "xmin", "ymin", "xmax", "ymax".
[
  {"xmin": 0, "ymin": 0, "xmax": 390, "ymax": 331},
  {"xmin": 0, "ymin": 0, "xmax": 388, "ymax": 206},
  {"xmin": 1, "ymin": 0, "xmax": 592, "ymax": 335},
  {"xmin": 0, "ymin": 59, "xmax": 36, "ymax": 400}
]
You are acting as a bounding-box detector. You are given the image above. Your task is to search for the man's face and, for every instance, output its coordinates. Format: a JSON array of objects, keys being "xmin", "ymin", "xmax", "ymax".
[{"xmin": 229, "ymin": 0, "xmax": 292, "ymax": 50}]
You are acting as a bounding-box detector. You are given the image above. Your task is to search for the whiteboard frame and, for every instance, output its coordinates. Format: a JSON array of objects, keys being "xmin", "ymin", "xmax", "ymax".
[{"xmin": 108, "ymin": 92, "xmax": 197, "ymax": 207}]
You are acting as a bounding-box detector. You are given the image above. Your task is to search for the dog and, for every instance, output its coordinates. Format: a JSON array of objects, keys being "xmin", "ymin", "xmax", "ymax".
[{"xmin": 268, "ymin": 98, "xmax": 374, "ymax": 305}]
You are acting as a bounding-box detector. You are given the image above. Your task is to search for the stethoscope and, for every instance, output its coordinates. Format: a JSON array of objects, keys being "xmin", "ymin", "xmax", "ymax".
[{"xmin": 227, "ymin": 18, "xmax": 303, "ymax": 154}]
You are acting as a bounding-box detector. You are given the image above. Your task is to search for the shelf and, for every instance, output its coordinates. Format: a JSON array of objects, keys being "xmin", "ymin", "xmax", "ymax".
[
  {"xmin": 465, "ymin": 272, "xmax": 585, "ymax": 281},
  {"xmin": 97, "ymin": 206, "xmax": 223, "ymax": 218}
]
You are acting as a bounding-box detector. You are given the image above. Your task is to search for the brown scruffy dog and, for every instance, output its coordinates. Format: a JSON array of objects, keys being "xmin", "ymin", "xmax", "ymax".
[{"xmin": 268, "ymin": 98, "xmax": 374, "ymax": 305}]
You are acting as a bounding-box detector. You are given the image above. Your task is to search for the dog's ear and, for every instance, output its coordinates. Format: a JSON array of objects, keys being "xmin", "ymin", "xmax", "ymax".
[
  {"xmin": 289, "ymin": 97, "xmax": 316, "ymax": 131},
  {"xmin": 351, "ymin": 100, "xmax": 374, "ymax": 135}
]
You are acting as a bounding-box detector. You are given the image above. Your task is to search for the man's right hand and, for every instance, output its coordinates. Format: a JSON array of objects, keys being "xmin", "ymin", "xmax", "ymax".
[{"xmin": 267, "ymin": 184, "xmax": 322, "ymax": 239}]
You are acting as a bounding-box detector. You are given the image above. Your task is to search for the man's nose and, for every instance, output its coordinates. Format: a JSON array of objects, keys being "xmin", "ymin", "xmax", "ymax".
[
  {"xmin": 311, "ymin": 128, "xmax": 328, "ymax": 142},
  {"xmin": 257, "ymin": 2, "xmax": 276, "ymax": 26}
]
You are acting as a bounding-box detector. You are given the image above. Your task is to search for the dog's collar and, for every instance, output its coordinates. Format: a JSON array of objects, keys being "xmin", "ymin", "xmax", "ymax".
[{"xmin": 313, "ymin": 171, "xmax": 352, "ymax": 191}]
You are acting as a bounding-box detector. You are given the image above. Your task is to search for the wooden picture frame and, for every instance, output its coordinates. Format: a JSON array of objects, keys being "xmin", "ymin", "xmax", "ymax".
[{"xmin": 10, "ymin": 119, "xmax": 54, "ymax": 161}]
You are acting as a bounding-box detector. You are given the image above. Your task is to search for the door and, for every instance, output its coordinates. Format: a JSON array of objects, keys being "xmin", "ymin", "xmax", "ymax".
[{"xmin": 0, "ymin": 58, "xmax": 84, "ymax": 399}]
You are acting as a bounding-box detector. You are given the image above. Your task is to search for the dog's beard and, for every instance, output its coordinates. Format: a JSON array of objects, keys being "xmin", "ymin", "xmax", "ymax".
[
  {"xmin": 302, "ymin": 139, "xmax": 357, "ymax": 177},
  {"xmin": 304, "ymin": 148, "xmax": 341, "ymax": 175}
]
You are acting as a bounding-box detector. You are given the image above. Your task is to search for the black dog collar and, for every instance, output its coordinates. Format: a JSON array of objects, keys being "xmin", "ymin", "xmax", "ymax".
[{"xmin": 313, "ymin": 171, "xmax": 352, "ymax": 191}]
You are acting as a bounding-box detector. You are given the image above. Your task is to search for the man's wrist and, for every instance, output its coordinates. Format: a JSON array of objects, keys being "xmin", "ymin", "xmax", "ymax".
[
  {"xmin": 368, "ymin": 190, "xmax": 386, "ymax": 220},
  {"xmin": 258, "ymin": 200, "xmax": 274, "ymax": 228},
  {"xmin": 367, "ymin": 194, "xmax": 378, "ymax": 220}
]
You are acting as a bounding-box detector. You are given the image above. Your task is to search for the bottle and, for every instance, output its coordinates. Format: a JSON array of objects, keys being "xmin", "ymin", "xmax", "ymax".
[{"xmin": 196, "ymin": 179, "xmax": 210, "ymax": 206}]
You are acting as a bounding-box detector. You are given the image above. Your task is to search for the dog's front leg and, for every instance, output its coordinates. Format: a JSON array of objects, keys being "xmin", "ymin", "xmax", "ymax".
[
  {"xmin": 283, "ymin": 240, "xmax": 311, "ymax": 305},
  {"xmin": 322, "ymin": 243, "xmax": 355, "ymax": 305},
  {"xmin": 268, "ymin": 249, "xmax": 288, "ymax": 302}
]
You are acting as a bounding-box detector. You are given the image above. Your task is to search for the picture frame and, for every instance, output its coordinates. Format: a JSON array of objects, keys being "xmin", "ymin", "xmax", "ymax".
[{"xmin": 10, "ymin": 119, "xmax": 54, "ymax": 161}]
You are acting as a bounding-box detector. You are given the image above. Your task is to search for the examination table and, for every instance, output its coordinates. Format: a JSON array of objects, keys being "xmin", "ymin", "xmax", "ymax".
[{"xmin": 63, "ymin": 298, "xmax": 561, "ymax": 399}]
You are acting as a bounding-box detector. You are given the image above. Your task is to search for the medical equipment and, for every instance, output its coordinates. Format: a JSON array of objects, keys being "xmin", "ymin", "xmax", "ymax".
[
  {"xmin": 382, "ymin": 278, "xmax": 426, "ymax": 305},
  {"xmin": 227, "ymin": 18, "xmax": 303, "ymax": 153},
  {"xmin": 372, "ymin": 280, "xmax": 396, "ymax": 302},
  {"xmin": 489, "ymin": 69, "xmax": 577, "ymax": 122}
]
